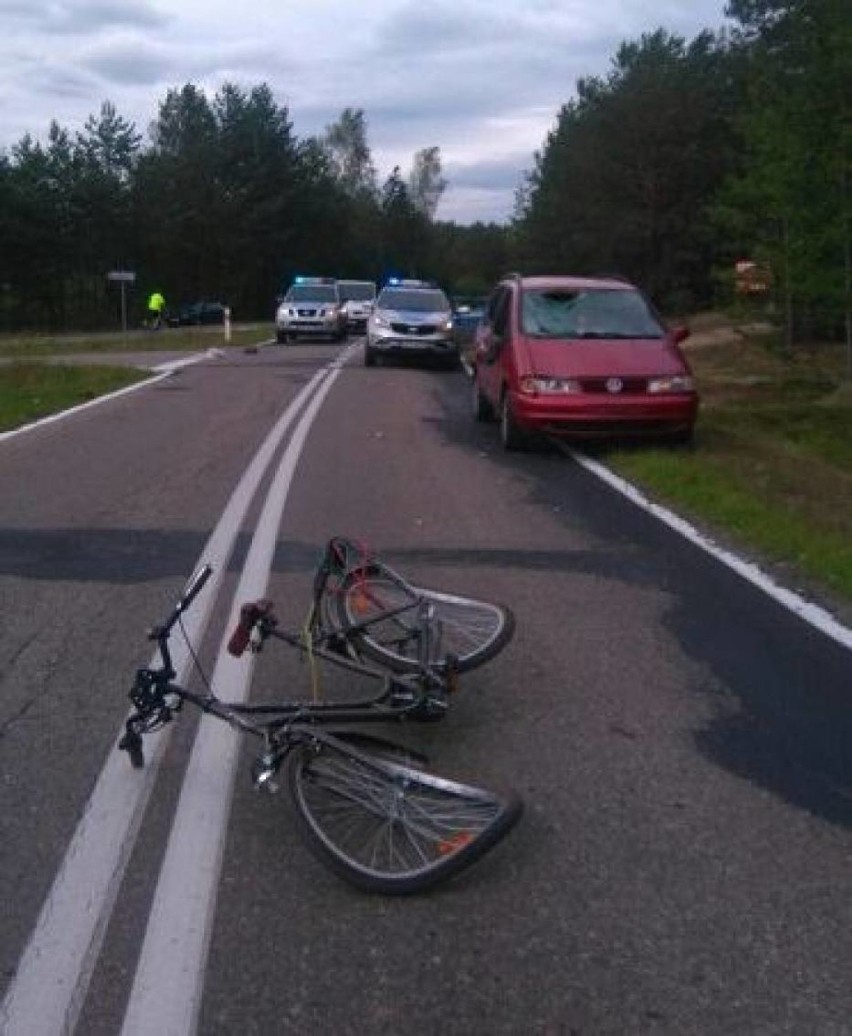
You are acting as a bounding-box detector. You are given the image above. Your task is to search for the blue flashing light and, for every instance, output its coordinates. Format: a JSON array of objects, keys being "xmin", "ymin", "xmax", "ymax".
[
  {"xmin": 292, "ymin": 275, "xmax": 336, "ymax": 286},
  {"xmin": 384, "ymin": 277, "xmax": 437, "ymax": 289}
]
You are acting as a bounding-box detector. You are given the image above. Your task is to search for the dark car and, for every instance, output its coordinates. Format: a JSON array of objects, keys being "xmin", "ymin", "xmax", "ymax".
[
  {"xmin": 452, "ymin": 296, "xmax": 487, "ymax": 339},
  {"xmin": 166, "ymin": 301, "xmax": 227, "ymax": 327},
  {"xmin": 472, "ymin": 273, "xmax": 698, "ymax": 449}
]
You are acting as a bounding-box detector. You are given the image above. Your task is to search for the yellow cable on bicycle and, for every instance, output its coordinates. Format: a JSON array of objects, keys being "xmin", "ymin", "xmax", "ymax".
[{"xmin": 302, "ymin": 600, "xmax": 323, "ymax": 702}]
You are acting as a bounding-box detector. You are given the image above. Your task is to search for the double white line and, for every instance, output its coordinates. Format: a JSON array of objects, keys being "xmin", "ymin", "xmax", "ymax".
[{"xmin": 1, "ymin": 343, "xmax": 358, "ymax": 1036}]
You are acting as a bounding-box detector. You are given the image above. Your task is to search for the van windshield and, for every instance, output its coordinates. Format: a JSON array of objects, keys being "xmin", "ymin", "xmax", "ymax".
[
  {"xmin": 521, "ymin": 288, "xmax": 664, "ymax": 339},
  {"xmin": 286, "ymin": 284, "xmax": 338, "ymax": 303},
  {"xmin": 339, "ymin": 283, "xmax": 376, "ymax": 302},
  {"xmin": 378, "ymin": 289, "xmax": 449, "ymax": 313}
]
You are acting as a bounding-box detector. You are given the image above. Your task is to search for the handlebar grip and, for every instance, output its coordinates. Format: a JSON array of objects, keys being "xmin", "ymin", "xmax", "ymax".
[
  {"xmin": 227, "ymin": 615, "xmax": 252, "ymax": 657},
  {"xmin": 227, "ymin": 600, "xmax": 275, "ymax": 657}
]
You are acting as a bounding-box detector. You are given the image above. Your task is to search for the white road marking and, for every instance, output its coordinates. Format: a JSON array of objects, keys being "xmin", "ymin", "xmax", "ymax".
[
  {"xmin": 121, "ymin": 358, "xmax": 346, "ymax": 1036},
  {"xmin": 464, "ymin": 365, "xmax": 850, "ymax": 651},
  {"xmin": 569, "ymin": 449, "xmax": 852, "ymax": 652},
  {"xmin": 0, "ymin": 371, "xmax": 171, "ymax": 444},
  {"xmin": 0, "ymin": 349, "xmax": 222, "ymax": 444},
  {"xmin": 0, "ymin": 352, "xmax": 347, "ymax": 1036}
]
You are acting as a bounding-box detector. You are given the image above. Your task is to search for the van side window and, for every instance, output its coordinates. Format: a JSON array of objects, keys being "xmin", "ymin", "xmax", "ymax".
[
  {"xmin": 484, "ymin": 288, "xmax": 502, "ymax": 326},
  {"xmin": 492, "ymin": 288, "xmax": 510, "ymax": 337}
]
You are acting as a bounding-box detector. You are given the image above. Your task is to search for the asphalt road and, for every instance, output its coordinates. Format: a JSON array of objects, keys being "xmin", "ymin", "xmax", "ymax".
[{"xmin": 1, "ymin": 339, "xmax": 851, "ymax": 1035}]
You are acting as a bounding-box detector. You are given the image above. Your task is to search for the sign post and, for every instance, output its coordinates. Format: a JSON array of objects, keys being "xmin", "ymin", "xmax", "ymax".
[{"xmin": 106, "ymin": 270, "xmax": 136, "ymax": 333}]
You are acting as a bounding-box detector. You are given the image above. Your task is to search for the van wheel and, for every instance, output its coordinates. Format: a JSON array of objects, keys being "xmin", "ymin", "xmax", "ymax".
[
  {"xmin": 500, "ymin": 394, "xmax": 527, "ymax": 451},
  {"xmin": 473, "ymin": 378, "xmax": 493, "ymax": 422}
]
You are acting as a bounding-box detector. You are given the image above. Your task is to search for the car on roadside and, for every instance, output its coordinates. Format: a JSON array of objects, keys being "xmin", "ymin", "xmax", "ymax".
[
  {"xmin": 452, "ymin": 296, "xmax": 487, "ymax": 340},
  {"xmin": 365, "ymin": 279, "xmax": 458, "ymax": 368},
  {"xmin": 275, "ymin": 277, "xmax": 346, "ymax": 343},
  {"xmin": 338, "ymin": 279, "xmax": 377, "ymax": 334},
  {"xmin": 472, "ymin": 272, "xmax": 698, "ymax": 449},
  {"xmin": 166, "ymin": 301, "xmax": 228, "ymax": 327}
]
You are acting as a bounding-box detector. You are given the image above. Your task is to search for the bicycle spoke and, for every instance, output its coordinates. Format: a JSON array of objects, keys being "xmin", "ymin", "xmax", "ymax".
[
  {"xmin": 337, "ymin": 572, "xmax": 511, "ymax": 673},
  {"xmin": 292, "ymin": 746, "xmax": 509, "ymax": 884}
]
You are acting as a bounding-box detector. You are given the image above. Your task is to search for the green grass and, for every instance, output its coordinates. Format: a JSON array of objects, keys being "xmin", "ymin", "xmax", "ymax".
[
  {"xmin": 0, "ymin": 324, "xmax": 273, "ymax": 358},
  {"xmin": 0, "ymin": 324, "xmax": 274, "ymax": 432},
  {"xmin": 608, "ymin": 433, "xmax": 852, "ymax": 601},
  {"xmin": 0, "ymin": 362, "xmax": 151, "ymax": 432},
  {"xmin": 605, "ymin": 326, "xmax": 852, "ymax": 611}
]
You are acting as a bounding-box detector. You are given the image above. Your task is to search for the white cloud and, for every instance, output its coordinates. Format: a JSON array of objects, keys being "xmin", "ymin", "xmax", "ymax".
[{"xmin": 0, "ymin": 0, "xmax": 732, "ymax": 223}]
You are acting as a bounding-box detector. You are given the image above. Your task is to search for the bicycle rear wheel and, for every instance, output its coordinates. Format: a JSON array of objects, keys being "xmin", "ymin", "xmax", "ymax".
[
  {"xmin": 288, "ymin": 736, "xmax": 521, "ymax": 895},
  {"xmin": 335, "ymin": 564, "xmax": 514, "ymax": 674}
]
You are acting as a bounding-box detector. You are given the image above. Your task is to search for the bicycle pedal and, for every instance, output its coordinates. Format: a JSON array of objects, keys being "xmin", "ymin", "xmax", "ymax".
[{"xmin": 251, "ymin": 753, "xmax": 280, "ymax": 793}]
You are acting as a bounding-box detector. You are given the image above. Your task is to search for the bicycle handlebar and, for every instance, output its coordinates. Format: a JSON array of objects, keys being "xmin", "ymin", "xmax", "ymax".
[{"xmin": 156, "ymin": 564, "xmax": 213, "ymax": 636}]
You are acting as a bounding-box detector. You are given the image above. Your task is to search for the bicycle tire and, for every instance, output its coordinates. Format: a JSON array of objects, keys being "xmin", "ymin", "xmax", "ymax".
[
  {"xmin": 334, "ymin": 564, "xmax": 514, "ymax": 674},
  {"xmin": 316, "ymin": 585, "xmax": 360, "ymax": 661},
  {"xmin": 288, "ymin": 736, "xmax": 521, "ymax": 895}
]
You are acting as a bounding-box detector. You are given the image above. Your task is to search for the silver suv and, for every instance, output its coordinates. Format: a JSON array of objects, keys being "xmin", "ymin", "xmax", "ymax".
[
  {"xmin": 338, "ymin": 279, "xmax": 377, "ymax": 334},
  {"xmin": 275, "ymin": 277, "xmax": 346, "ymax": 343},
  {"xmin": 365, "ymin": 279, "xmax": 457, "ymax": 367}
]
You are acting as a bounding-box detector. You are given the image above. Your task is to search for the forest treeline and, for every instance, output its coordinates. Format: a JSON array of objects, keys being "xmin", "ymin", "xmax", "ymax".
[{"xmin": 0, "ymin": 0, "xmax": 848, "ymax": 355}]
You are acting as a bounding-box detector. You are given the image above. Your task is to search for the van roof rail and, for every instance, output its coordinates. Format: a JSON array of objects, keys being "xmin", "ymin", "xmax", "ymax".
[{"xmin": 590, "ymin": 272, "xmax": 633, "ymax": 284}]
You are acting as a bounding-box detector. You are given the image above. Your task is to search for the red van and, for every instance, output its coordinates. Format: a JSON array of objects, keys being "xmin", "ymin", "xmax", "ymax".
[{"xmin": 472, "ymin": 273, "xmax": 698, "ymax": 449}]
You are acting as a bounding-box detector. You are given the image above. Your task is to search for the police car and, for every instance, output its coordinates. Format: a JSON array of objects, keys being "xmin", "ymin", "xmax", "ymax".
[
  {"xmin": 337, "ymin": 279, "xmax": 377, "ymax": 334},
  {"xmin": 275, "ymin": 277, "xmax": 346, "ymax": 343},
  {"xmin": 365, "ymin": 279, "xmax": 458, "ymax": 367}
]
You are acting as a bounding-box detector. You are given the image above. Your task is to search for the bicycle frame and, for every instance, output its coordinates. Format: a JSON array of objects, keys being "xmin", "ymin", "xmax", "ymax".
[{"xmin": 119, "ymin": 560, "xmax": 452, "ymax": 772}]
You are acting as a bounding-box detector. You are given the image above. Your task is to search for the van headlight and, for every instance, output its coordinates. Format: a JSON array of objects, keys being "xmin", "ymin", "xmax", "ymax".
[
  {"xmin": 519, "ymin": 376, "xmax": 582, "ymax": 395},
  {"xmin": 647, "ymin": 375, "xmax": 695, "ymax": 394}
]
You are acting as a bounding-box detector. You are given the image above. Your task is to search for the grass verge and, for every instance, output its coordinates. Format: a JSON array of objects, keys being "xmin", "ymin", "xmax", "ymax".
[
  {"xmin": 604, "ymin": 317, "xmax": 852, "ymax": 616},
  {"xmin": 0, "ymin": 362, "xmax": 151, "ymax": 432},
  {"xmin": 0, "ymin": 325, "xmax": 273, "ymax": 358}
]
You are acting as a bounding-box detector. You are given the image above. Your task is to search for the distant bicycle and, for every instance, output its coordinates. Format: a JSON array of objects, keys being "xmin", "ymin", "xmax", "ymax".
[{"xmin": 119, "ymin": 542, "xmax": 521, "ymax": 894}]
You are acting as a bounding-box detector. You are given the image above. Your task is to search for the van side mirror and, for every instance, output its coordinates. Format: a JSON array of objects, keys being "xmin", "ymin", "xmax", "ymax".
[
  {"xmin": 672, "ymin": 325, "xmax": 690, "ymax": 344},
  {"xmin": 476, "ymin": 330, "xmax": 503, "ymax": 364}
]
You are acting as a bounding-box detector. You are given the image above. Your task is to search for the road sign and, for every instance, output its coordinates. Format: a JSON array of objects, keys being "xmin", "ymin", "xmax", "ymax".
[{"xmin": 106, "ymin": 271, "xmax": 136, "ymax": 331}]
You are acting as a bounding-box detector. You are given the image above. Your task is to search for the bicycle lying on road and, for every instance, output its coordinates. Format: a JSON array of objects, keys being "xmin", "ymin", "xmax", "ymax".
[{"xmin": 118, "ymin": 538, "xmax": 520, "ymax": 894}]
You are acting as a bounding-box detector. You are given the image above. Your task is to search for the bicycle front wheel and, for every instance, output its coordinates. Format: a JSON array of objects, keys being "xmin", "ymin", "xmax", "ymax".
[
  {"xmin": 335, "ymin": 565, "xmax": 514, "ymax": 674},
  {"xmin": 288, "ymin": 737, "xmax": 521, "ymax": 895}
]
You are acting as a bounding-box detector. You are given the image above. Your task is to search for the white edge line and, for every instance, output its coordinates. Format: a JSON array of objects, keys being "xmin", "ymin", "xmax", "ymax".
[
  {"xmin": 0, "ymin": 372, "xmax": 170, "ymax": 444},
  {"xmin": 463, "ymin": 361, "xmax": 851, "ymax": 652},
  {"xmin": 0, "ymin": 361, "xmax": 335, "ymax": 1036},
  {"xmin": 569, "ymin": 448, "xmax": 852, "ymax": 652},
  {"xmin": 0, "ymin": 349, "xmax": 225, "ymax": 445},
  {"xmin": 121, "ymin": 361, "xmax": 345, "ymax": 1036}
]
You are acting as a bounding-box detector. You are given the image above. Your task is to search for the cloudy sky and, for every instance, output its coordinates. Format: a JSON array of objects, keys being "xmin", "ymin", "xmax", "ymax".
[{"xmin": 2, "ymin": 0, "xmax": 733, "ymax": 224}]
